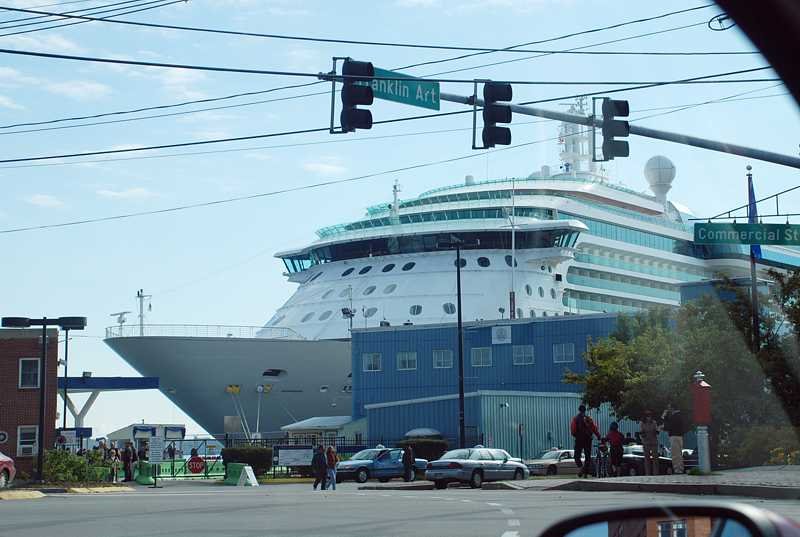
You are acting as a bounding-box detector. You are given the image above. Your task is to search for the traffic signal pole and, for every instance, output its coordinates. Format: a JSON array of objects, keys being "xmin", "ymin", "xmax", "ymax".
[{"xmin": 440, "ymin": 92, "xmax": 800, "ymax": 170}]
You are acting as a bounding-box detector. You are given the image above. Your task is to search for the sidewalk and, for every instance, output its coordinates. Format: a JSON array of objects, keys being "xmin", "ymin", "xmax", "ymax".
[{"xmin": 543, "ymin": 466, "xmax": 800, "ymax": 500}]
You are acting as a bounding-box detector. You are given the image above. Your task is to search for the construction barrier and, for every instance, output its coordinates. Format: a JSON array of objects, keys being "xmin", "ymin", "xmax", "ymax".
[
  {"xmin": 134, "ymin": 462, "xmax": 155, "ymax": 485},
  {"xmin": 223, "ymin": 463, "xmax": 246, "ymax": 486}
]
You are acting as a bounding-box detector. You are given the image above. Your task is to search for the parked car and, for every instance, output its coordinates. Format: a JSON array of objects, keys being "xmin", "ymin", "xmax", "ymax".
[
  {"xmin": 336, "ymin": 447, "xmax": 427, "ymax": 484},
  {"xmin": 425, "ymin": 446, "xmax": 530, "ymax": 489},
  {"xmin": 0, "ymin": 451, "xmax": 16, "ymax": 488},
  {"xmin": 527, "ymin": 449, "xmax": 578, "ymax": 476},
  {"xmin": 620, "ymin": 444, "xmax": 673, "ymax": 476}
]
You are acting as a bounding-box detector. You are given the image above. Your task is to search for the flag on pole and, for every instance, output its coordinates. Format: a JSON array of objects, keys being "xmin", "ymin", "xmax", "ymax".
[{"xmin": 748, "ymin": 174, "xmax": 762, "ymax": 260}]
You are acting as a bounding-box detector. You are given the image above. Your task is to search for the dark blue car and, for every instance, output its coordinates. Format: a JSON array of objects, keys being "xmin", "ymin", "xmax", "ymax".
[{"xmin": 336, "ymin": 447, "xmax": 428, "ymax": 483}]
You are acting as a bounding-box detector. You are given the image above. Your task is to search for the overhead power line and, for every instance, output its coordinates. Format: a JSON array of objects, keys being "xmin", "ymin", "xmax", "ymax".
[
  {"xmin": 0, "ymin": 66, "xmax": 781, "ymax": 164},
  {"xmin": 0, "ymin": 4, "xmax": 757, "ymax": 56},
  {"xmin": 0, "ymin": 0, "xmax": 146, "ymax": 27},
  {"xmin": 0, "ymin": 47, "xmax": 777, "ymax": 86}
]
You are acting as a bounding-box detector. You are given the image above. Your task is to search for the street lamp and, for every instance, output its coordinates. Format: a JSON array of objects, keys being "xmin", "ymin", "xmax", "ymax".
[
  {"xmin": 1, "ymin": 316, "xmax": 87, "ymax": 482},
  {"xmin": 437, "ymin": 235, "xmax": 479, "ymax": 449}
]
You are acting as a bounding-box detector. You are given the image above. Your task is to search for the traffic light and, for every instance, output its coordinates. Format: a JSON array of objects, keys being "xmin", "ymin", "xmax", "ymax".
[
  {"xmin": 482, "ymin": 82, "xmax": 513, "ymax": 148},
  {"xmin": 601, "ymin": 98, "xmax": 630, "ymax": 159},
  {"xmin": 340, "ymin": 59, "xmax": 374, "ymax": 132}
]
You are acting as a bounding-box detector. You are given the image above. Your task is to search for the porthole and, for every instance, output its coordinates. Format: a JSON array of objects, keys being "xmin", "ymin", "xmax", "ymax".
[
  {"xmin": 538, "ymin": 286, "xmax": 545, "ymax": 298},
  {"xmin": 382, "ymin": 263, "xmax": 396, "ymax": 273},
  {"xmin": 477, "ymin": 257, "xmax": 490, "ymax": 267},
  {"xmin": 443, "ymin": 302, "xmax": 456, "ymax": 314},
  {"xmin": 364, "ymin": 307, "xmax": 378, "ymax": 318},
  {"xmin": 550, "ymin": 288, "xmax": 557, "ymax": 299},
  {"xmin": 525, "ymin": 284, "xmax": 532, "ymax": 296},
  {"xmin": 541, "ymin": 265, "xmax": 546, "ymax": 271},
  {"xmin": 341, "ymin": 268, "xmax": 354, "ymax": 277},
  {"xmin": 318, "ymin": 311, "xmax": 333, "ymax": 321},
  {"xmin": 402, "ymin": 262, "xmax": 416, "ymax": 271},
  {"xmin": 322, "ymin": 289, "xmax": 334, "ymax": 299},
  {"xmin": 454, "ymin": 258, "xmax": 466, "ymax": 268},
  {"xmin": 359, "ymin": 266, "xmax": 372, "ymax": 275},
  {"xmin": 301, "ymin": 312, "xmax": 315, "ymax": 323},
  {"xmin": 384, "ymin": 284, "xmax": 397, "ymax": 294},
  {"xmin": 504, "ymin": 255, "xmax": 518, "ymax": 267},
  {"xmin": 409, "ymin": 304, "xmax": 422, "ymax": 316},
  {"xmin": 363, "ymin": 285, "xmax": 376, "ymax": 296}
]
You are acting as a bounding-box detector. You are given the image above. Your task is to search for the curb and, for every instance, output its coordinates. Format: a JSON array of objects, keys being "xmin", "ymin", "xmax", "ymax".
[
  {"xmin": 484, "ymin": 481, "xmax": 525, "ymax": 490},
  {"xmin": 67, "ymin": 487, "xmax": 135, "ymax": 494},
  {"xmin": 545, "ymin": 480, "xmax": 800, "ymax": 500},
  {"xmin": 0, "ymin": 490, "xmax": 46, "ymax": 500},
  {"xmin": 359, "ymin": 482, "xmax": 434, "ymax": 491}
]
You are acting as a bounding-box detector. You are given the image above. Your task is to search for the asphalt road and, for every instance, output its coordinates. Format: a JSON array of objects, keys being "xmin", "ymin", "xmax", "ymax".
[{"xmin": 2, "ymin": 481, "xmax": 800, "ymax": 537}]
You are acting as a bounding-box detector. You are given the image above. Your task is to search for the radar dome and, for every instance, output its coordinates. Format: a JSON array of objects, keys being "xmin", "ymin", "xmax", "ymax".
[{"xmin": 644, "ymin": 155, "xmax": 675, "ymax": 204}]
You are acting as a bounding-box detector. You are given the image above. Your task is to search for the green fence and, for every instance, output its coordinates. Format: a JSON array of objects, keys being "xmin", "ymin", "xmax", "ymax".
[{"xmin": 154, "ymin": 457, "xmax": 225, "ymax": 479}]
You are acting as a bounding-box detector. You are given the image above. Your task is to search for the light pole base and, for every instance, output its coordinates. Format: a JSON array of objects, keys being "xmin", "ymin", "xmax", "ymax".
[{"xmin": 696, "ymin": 425, "xmax": 711, "ymax": 474}]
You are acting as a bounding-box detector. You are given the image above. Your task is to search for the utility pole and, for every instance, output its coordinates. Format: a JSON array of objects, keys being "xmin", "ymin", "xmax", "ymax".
[
  {"xmin": 61, "ymin": 328, "xmax": 70, "ymax": 431},
  {"xmin": 747, "ymin": 166, "xmax": 761, "ymax": 355}
]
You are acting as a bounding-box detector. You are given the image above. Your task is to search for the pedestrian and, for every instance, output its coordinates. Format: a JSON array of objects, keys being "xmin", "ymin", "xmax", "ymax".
[
  {"xmin": 594, "ymin": 440, "xmax": 609, "ymax": 478},
  {"xmin": 311, "ymin": 445, "xmax": 327, "ymax": 491},
  {"xmin": 137, "ymin": 441, "xmax": 148, "ymax": 462},
  {"xmin": 121, "ymin": 442, "xmax": 133, "ymax": 482},
  {"xmin": 325, "ymin": 446, "xmax": 339, "ymax": 490},
  {"xmin": 108, "ymin": 448, "xmax": 121, "ymax": 483},
  {"xmin": 663, "ymin": 405, "xmax": 687, "ymax": 474},
  {"xmin": 570, "ymin": 404, "xmax": 600, "ymax": 478},
  {"xmin": 402, "ymin": 445, "xmax": 415, "ymax": 482},
  {"xmin": 606, "ymin": 422, "xmax": 625, "ymax": 477},
  {"xmin": 167, "ymin": 443, "xmax": 176, "ymax": 460},
  {"xmin": 640, "ymin": 410, "xmax": 660, "ymax": 475}
]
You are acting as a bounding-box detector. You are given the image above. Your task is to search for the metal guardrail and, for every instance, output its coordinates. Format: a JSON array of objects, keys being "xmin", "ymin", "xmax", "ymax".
[{"xmin": 104, "ymin": 324, "xmax": 304, "ymax": 340}]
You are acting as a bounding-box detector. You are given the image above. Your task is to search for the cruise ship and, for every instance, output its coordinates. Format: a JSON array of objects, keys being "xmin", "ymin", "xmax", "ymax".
[{"xmin": 104, "ymin": 116, "xmax": 800, "ymax": 436}]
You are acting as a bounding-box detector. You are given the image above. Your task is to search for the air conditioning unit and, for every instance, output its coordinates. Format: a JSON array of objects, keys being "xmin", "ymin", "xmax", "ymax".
[{"xmin": 19, "ymin": 445, "xmax": 35, "ymax": 457}]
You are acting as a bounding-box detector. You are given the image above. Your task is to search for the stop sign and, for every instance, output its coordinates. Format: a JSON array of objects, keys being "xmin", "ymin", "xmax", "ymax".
[{"xmin": 187, "ymin": 456, "xmax": 205, "ymax": 474}]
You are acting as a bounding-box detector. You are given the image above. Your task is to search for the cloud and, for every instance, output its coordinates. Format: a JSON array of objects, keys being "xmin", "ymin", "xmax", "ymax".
[
  {"xmin": 0, "ymin": 95, "xmax": 23, "ymax": 110},
  {"xmin": 395, "ymin": 0, "xmax": 440, "ymax": 6},
  {"xmin": 158, "ymin": 68, "xmax": 207, "ymax": 99},
  {"xmin": 2, "ymin": 33, "xmax": 83, "ymax": 54},
  {"xmin": 286, "ymin": 48, "xmax": 322, "ymax": 71},
  {"xmin": 302, "ymin": 159, "xmax": 347, "ymax": 176},
  {"xmin": 25, "ymin": 194, "xmax": 64, "ymax": 208},
  {"xmin": 267, "ymin": 6, "xmax": 311, "ymax": 16},
  {"xmin": 45, "ymin": 80, "xmax": 112, "ymax": 101},
  {"xmin": 192, "ymin": 129, "xmax": 230, "ymax": 140},
  {"xmin": 96, "ymin": 187, "xmax": 158, "ymax": 200}
]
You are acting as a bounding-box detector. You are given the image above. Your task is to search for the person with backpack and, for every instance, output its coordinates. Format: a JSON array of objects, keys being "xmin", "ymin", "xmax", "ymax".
[{"xmin": 570, "ymin": 404, "xmax": 600, "ymax": 477}]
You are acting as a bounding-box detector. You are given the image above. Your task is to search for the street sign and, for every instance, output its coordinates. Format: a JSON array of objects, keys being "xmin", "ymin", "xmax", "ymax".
[
  {"xmin": 187, "ymin": 455, "xmax": 205, "ymax": 474},
  {"xmin": 358, "ymin": 67, "xmax": 440, "ymax": 110},
  {"xmin": 148, "ymin": 436, "xmax": 164, "ymax": 464},
  {"xmin": 694, "ymin": 223, "xmax": 800, "ymax": 245}
]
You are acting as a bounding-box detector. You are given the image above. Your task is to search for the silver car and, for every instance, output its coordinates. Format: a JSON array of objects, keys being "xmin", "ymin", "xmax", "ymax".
[
  {"xmin": 527, "ymin": 449, "xmax": 578, "ymax": 476},
  {"xmin": 425, "ymin": 446, "xmax": 530, "ymax": 489}
]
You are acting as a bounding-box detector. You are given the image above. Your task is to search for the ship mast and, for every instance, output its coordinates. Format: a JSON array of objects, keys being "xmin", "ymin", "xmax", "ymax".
[
  {"xmin": 509, "ymin": 176, "xmax": 516, "ymax": 319},
  {"xmin": 559, "ymin": 96, "xmax": 599, "ymax": 176}
]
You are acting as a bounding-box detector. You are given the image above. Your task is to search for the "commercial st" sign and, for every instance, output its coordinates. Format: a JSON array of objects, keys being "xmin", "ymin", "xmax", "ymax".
[{"xmin": 694, "ymin": 223, "xmax": 800, "ymax": 245}]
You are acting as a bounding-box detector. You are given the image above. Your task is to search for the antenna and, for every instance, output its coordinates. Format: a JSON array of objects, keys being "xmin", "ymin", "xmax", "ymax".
[{"xmin": 136, "ymin": 289, "xmax": 152, "ymax": 336}]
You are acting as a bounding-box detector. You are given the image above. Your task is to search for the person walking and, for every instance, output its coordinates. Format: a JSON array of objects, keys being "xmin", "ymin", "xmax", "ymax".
[
  {"xmin": 167, "ymin": 443, "xmax": 176, "ymax": 460},
  {"xmin": 570, "ymin": 404, "xmax": 600, "ymax": 477},
  {"xmin": 606, "ymin": 422, "xmax": 625, "ymax": 477},
  {"xmin": 402, "ymin": 445, "xmax": 415, "ymax": 482},
  {"xmin": 311, "ymin": 445, "xmax": 327, "ymax": 491},
  {"xmin": 640, "ymin": 410, "xmax": 660, "ymax": 475},
  {"xmin": 325, "ymin": 446, "xmax": 339, "ymax": 490},
  {"xmin": 663, "ymin": 405, "xmax": 687, "ymax": 474},
  {"xmin": 108, "ymin": 448, "xmax": 121, "ymax": 483},
  {"xmin": 121, "ymin": 442, "xmax": 133, "ymax": 482}
]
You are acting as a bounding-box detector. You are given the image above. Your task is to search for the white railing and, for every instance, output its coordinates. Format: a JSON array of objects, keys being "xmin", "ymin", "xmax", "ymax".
[{"xmin": 104, "ymin": 324, "xmax": 304, "ymax": 340}]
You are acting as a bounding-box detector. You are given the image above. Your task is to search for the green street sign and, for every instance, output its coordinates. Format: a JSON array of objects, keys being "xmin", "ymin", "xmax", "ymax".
[
  {"xmin": 358, "ymin": 67, "xmax": 440, "ymax": 110},
  {"xmin": 694, "ymin": 223, "xmax": 800, "ymax": 245}
]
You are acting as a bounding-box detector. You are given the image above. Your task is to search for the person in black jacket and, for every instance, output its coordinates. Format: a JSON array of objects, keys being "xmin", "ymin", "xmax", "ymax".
[
  {"xmin": 402, "ymin": 446, "xmax": 415, "ymax": 482},
  {"xmin": 663, "ymin": 406, "xmax": 687, "ymax": 474},
  {"xmin": 311, "ymin": 445, "xmax": 327, "ymax": 491}
]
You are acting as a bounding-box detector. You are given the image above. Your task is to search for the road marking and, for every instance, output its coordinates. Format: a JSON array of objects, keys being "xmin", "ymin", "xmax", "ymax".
[
  {"xmin": 501, "ymin": 532, "xmax": 520, "ymax": 537},
  {"xmin": 488, "ymin": 502, "xmax": 502, "ymax": 507},
  {"xmin": 461, "ymin": 499, "xmax": 473, "ymax": 503},
  {"xmin": 501, "ymin": 508, "xmax": 514, "ymax": 515},
  {"xmin": 508, "ymin": 519, "xmax": 521, "ymax": 527}
]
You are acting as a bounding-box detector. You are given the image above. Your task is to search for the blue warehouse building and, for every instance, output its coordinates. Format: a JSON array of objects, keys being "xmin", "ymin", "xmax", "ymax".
[{"xmin": 350, "ymin": 313, "xmax": 641, "ymax": 459}]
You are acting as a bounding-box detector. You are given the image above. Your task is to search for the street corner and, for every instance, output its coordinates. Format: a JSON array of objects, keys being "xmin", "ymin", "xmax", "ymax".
[{"xmin": 0, "ymin": 490, "xmax": 46, "ymax": 500}]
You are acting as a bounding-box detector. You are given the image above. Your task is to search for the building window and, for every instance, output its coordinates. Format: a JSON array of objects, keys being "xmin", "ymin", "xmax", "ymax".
[
  {"xmin": 454, "ymin": 258, "xmax": 466, "ymax": 268},
  {"xmin": 538, "ymin": 286, "xmax": 545, "ymax": 297},
  {"xmin": 384, "ymin": 284, "xmax": 397, "ymax": 294},
  {"xmin": 551, "ymin": 288, "xmax": 557, "ymax": 299},
  {"xmin": 17, "ymin": 425, "xmax": 37, "ymax": 457},
  {"xmin": 318, "ymin": 310, "xmax": 333, "ymax": 321},
  {"xmin": 516, "ymin": 308, "xmax": 523, "ymax": 319},
  {"xmin": 19, "ymin": 358, "xmax": 40, "ymax": 389},
  {"xmin": 363, "ymin": 285, "xmax": 376, "ymax": 296},
  {"xmin": 301, "ymin": 312, "xmax": 315, "ymax": 323},
  {"xmin": 471, "ymin": 347, "xmax": 492, "ymax": 367},
  {"xmin": 504, "ymin": 255, "xmax": 518, "ymax": 267},
  {"xmin": 433, "ymin": 349, "xmax": 453, "ymax": 369},
  {"xmin": 402, "ymin": 262, "xmax": 416, "ymax": 271},
  {"xmin": 442, "ymin": 302, "xmax": 456, "ymax": 315},
  {"xmin": 525, "ymin": 284, "xmax": 532, "ymax": 296},
  {"xmin": 364, "ymin": 307, "xmax": 378, "ymax": 318},
  {"xmin": 409, "ymin": 304, "xmax": 422, "ymax": 316},
  {"xmin": 658, "ymin": 521, "xmax": 687, "ymax": 537},
  {"xmin": 382, "ymin": 263, "xmax": 395, "ymax": 273},
  {"xmin": 341, "ymin": 267, "xmax": 354, "ymax": 277},
  {"xmin": 397, "ymin": 351, "xmax": 417, "ymax": 371},
  {"xmin": 513, "ymin": 345, "xmax": 534, "ymax": 365},
  {"xmin": 359, "ymin": 266, "xmax": 372, "ymax": 275},
  {"xmin": 477, "ymin": 257, "xmax": 490, "ymax": 267},
  {"xmin": 530, "ymin": 309, "xmax": 536, "ymax": 318},
  {"xmin": 362, "ymin": 353, "xmax": 381, "ymax": 372},
  {"xmin": 553, "ymin": 342, "xmax": 575, "ymax": 363}
]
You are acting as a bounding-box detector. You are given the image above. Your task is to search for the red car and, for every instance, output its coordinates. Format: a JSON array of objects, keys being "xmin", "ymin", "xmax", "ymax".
[{"xmin": 0, "ymin": 451, "xmax": 16, "ymax": 488}]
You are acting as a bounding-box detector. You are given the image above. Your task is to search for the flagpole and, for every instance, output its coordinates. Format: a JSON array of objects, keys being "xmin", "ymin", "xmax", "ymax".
[{"xmin": 747, "ymin": 165, "xmax": 760, "ymax": 355}]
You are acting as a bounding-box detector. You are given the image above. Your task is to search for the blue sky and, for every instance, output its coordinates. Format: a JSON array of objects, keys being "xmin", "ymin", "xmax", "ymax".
[{"xmin": 1, "ymin": 0, "xmax": 798, "ymax": 437}]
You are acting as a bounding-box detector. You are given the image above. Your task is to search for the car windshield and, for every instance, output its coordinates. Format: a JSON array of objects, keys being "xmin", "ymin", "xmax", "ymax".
[{"xmin": 3, "ymin": 1, "xmax": 799, "ymax": 536}]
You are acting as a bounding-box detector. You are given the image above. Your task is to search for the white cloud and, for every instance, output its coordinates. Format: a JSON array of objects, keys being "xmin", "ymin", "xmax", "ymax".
[
  {"xmin": 25, "ymin": 194, "xmax": 64, "ymax": 208},
  {"xmin": 192, "ymin": 129, "xmax": 230, "ymax": 140},
  {"xmin": 96, "ymin": 187, "xmax": 158, "ymax": 200},
  {"xmin": 2, "ymin": 33, "xmax": 83, "ymax": 54},
  {"xmin": 302, "ymin": 159, "xmax": 347, "ymax": 176},
  {"xmin": 157, "ymin": 68, "xmax": 207, "ymax": 99},
  {"xmin": 45, "ymin": 80, "xmax": 112, "ymax": 101},
  {"xmin": 0, "ymin": 95, "xmax": 23, "ymax": 110},
  {"xmin": 396, "ymin": 0, "xmax": 440, "ymax": 6}
]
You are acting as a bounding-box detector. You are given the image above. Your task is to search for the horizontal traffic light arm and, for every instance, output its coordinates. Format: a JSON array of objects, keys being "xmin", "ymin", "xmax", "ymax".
[{"xmin": 441, "ymin": 91, "xmax": 800, "ymax": 170}]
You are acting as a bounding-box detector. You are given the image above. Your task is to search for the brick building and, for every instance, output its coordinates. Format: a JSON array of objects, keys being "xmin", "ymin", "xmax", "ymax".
[{"xmin": 0, "ymin": 328, "xmax": 58, "ymax": 477}]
